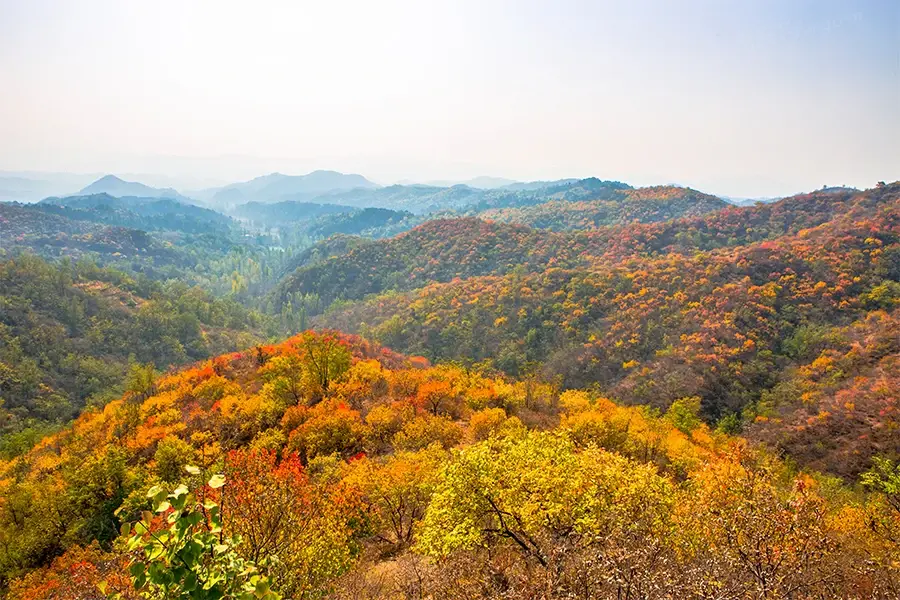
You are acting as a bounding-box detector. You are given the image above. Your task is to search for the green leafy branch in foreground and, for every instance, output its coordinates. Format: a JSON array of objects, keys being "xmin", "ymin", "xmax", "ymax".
[{"xmin": 110, "ymin": 466, "xmax": 281, "ymax": 600}]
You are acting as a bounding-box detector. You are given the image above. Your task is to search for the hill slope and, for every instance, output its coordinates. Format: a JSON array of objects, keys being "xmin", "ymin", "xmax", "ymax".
[
  {"xmin": 0, "ymin": 254, "xmax": 272, "ymax": 445},
  {"xmin": 313, "ymin": 177, "xmax": 636, "ymax": 215},
  {"xmin": 1, "ymin": 331, "xmax": 898, "ymax": 598},
  {"xmin": 0, "ymin": 201, "xmax": 182, "ymax": 265},
  {"xmin": 314, "ymin": 183, "xmax": 900, "ymax": 476},
  {"xmin": 39, "ymin": 193, "xmax": 232, "ymax": 234},
  {"xmin": 477, "ymin": 186, "xmax": 728, "ymax": 230},
  {"xmin": 277, "ymin": 185, "xmax": 874, "ymax": 310},
  {"xmin": 276, "ymin": 217, "xmax": 614, "ymax": 306}
]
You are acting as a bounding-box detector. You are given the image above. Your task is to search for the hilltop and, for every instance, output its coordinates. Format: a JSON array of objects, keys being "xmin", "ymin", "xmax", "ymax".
[
  {"xmin": 275, "ymin": 183, "xmax": 733, "ymax": 305},
  {"xmin": 276, "ymin": 217, "xmax": 610, "ymax": 306}
]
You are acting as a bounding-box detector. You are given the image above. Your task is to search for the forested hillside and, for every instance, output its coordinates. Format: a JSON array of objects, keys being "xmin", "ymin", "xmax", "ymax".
[
  {"xmin": 2, "ymin": 181, "xmax": 898, "ymax": 599},
  {"xmin": 230, "ymin": 201, "xmax": 419, "ymax": 239},
  {"xmin": 476, "ymin": 185, "xmax": 727, "ymax": 230},
  {"xmin": 279, "ymin": 185, "xmax": 877, "ymax": 309},
  {"xmin": 0, "ymin": 202, "xmax": 181, "ymax": 264},
  {"xmin": 1, "ymin": 199, "xmax": 307, "ymax": 303},
  {"xmin": 38, "ymin": 194, "xmax": 232, "ymax": 234},
  {"xmin": 309, "ymin": 177, "xmax": 635, "ymax": 214},
  {"xmin": 316, "ymin": 183, "xmax": 900, "ymax": 477},
  {"xmin": 1, "ymin": 331, "xmax": 898, "ymax": 599},
  {"xmin": 276, "ymin": 218, "xmax": 612, "ymax": 306},
  {"xmin": 229, "ymin": 200, "xmax": 355, "ymax": 225},
  {"xmin": 0, "ymin": 254, "xmax": 273, "ymax": 452}
]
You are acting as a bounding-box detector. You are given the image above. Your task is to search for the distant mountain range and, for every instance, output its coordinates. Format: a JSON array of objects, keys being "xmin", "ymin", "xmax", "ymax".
[
  {"xmin": 194, "ymin": 170, "xmax": 378, "ymax": 207},
  {"xmin": 78, "ymin": 175, "xmax": 193, "ymax": 203},
  {"xmin": 398, "ymin": 177, "xmax": 581, "ymax": 191},
  {"xmin": 414, "ymin": 176, "xmax": 520, "ymax": 189},
  {"xmin": 58, "ymin": 173, "xmax": 647, "ymax": 216},
  {"xmin": 722, "ymin": 186, "xmax": 858, "ymax": 206},
  {"xmin": 0, "ymin": 172, "xmax": 99, "ymax": 202},
  {"xmin": 7, "ymin": 170, "xmax": 870, "ymax": 219},
  {"xmin": 498, "ymin": 178, "xmax": 579, "ymax": 191}
]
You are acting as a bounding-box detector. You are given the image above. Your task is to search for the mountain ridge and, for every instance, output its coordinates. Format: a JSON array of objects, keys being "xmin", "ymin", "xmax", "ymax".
[
  {"xmin": 202, "ymin": 170, "xmax": 379, "ymax": 207},
  {"xmin": 78, "ymin": 174, "xmax": 193, "ymax": 203}
]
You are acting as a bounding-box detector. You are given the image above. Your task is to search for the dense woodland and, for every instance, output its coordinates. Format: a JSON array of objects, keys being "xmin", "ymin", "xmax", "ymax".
[
  {"xmin": 0, "ymin": 178, "xmax": 898, "ymax": 598},
  {"xmin": 0, "ymin": 254, "xmax": 274, "ymax": 454},
  {"xmin": 476, "ymin": 186, "xmax": 727, "ymax": 230},
  {"xmin": 1, "ymin": 332, "xmax": 900, "ymax": 599},
  {"xmin": 315, "ymin": 183, "xmax": 900, "ymax": 476}
]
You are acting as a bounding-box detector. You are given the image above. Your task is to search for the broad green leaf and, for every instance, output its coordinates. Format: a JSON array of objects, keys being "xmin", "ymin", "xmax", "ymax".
[{"xmin": 255, "ymin": 580, "xmax": 272, "ymax": 597}]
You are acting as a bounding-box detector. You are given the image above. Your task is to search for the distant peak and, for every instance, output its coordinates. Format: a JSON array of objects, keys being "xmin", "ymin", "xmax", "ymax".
[{"xmin": 96, "ymin": 174, "xmax": 126, "ymax": 183}]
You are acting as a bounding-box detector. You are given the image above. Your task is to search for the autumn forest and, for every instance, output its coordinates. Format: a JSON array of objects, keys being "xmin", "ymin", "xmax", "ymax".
[{"xmin": 0, "ymin": 172, "xmax": 897, "ymax": 600}]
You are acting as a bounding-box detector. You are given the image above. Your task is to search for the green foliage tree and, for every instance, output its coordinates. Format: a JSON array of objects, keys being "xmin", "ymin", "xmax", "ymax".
[
  {"xmin": 117, "ymin": 469, "xmax": 280, "ymax": 600},
  {"xmin": 126, "ymin": 360, "xmax": 158, "ymax": 398},
  {"xmin": 665, "ymin": 396, "xmax": 702, "ymax": 434},
  {"xmin": 300, "ymin": 332, "xmax": 351, "ymax": 396},
  {"xmin": 417, "ymin": 431, "xmax": 673, "ymax": 568},
  {"xmin": 154, "ymin": 436, "xmax": 197, "ymax": 483},
  {"xmin": 862, "ymin": 456, "xmax": 900, "ymax": 515}
]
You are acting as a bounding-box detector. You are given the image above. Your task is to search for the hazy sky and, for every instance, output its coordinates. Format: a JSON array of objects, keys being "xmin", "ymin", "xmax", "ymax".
[{"xmin": 0, "ymin": 0, "xmax": 897, "ymax": 196}]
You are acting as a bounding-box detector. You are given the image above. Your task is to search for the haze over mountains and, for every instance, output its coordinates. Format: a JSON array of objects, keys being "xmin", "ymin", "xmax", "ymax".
[
  {"xmin": 77, "ymin": 174, "xmax": 193, "ymax": 203},
  {"xmin": 4, "ymin": 169, "xmax": 808, "ymax": 209},
  {"xmin": 0, "ymin": 172, "xmax": 99, "ymax": 202},
  {"xmin": 193, "ymin": 170, "xmax": 379, "ymax": 207},
  {"xmin": 2, "ymin": 169, "xmax": 876, "ymax": 252},
  {"xmin": 405, "ymin": 176, "xmax": 521, "ymax": 189}
]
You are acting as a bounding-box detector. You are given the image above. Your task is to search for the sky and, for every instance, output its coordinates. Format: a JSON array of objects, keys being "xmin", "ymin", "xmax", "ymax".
[{"xmin": 0, "ymin": 0, "xmax": 897, "ymax": 197}]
